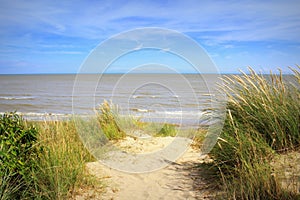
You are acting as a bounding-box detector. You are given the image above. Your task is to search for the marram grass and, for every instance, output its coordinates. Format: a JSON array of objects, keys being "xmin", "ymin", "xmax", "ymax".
[
  {"xmin": 210, "ymin": 66, "xmax": 300, "ymax": 200},
  {"xmin": 32, "ymin": 120, "xmax": 98, "ymax": 199},
  {"xmin": 96, "ymin": 100, "xmax": 126, "ymax": 140},
  {"xmin": 222, "ymin": 67, "xmax": 300, "ymax": 150},
  {"xmin": 0, "ymin": 114, "xmax": 103, "ymax": 200}
]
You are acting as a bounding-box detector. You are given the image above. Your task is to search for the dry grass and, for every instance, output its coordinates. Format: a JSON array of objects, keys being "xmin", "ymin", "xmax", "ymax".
[
  {"xmin": 210, "ymin": 66, "xmax": 300, "ymax": 200},
  {"xmin": 31, "ymin": 120, "xmax": 104, "ymax": 199},
  {"xmin": 96, "ymin": 100, "xmax": 126, "ymax": 140}
]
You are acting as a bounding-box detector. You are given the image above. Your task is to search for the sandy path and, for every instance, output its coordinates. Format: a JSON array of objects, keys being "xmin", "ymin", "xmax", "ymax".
[{"xmin": 82, "ymin": 137, "xmax": 217, "ymax": 200}]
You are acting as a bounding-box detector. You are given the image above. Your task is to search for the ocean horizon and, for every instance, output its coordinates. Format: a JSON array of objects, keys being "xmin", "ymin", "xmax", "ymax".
[{"xmin": 0, "ymin": 73, "xmax": 296, "ymax": 126}]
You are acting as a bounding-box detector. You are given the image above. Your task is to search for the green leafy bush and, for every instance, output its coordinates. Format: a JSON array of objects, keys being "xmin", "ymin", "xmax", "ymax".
[
  {"xmin": 0, "ymin": 113, "xmax": 102, "ymax": 199},
  {"xmin": 0, "ymin": 112, "xmax": 39, "ymax": 199}
]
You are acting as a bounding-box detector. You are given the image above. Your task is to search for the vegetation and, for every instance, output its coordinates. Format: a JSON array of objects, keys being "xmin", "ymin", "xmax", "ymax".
[
  {"xmin": 96, "ymin": 100, "xmax": 126, "ymax": 140},
  {"xmin": 32, "ymin": 120, "xmax": 98, "ymax": 199},
  {"xmin": 96, "ymin": 100, "xmax": 181, "ymax": 139},
  {"xmin": 0, "ymin": 113, "xmax": 101, "ymax": 200},
  {"xmin": 155, "ymin": 123, "xmax": 177, "ymax": 137},
  {"xmin": 0, "ymin": 100, "xmax": 183, "ymax": 199},
  {"xmin": 0, "ymin": 112, "xmax": 39, "ymax": 199},
  {"xmin": 210, "ymin": 67, "xmax": 300, "ymax": 199},
  {"xmin": 0, "ymin": 102, "xmax": 181, "ymax": 199}
]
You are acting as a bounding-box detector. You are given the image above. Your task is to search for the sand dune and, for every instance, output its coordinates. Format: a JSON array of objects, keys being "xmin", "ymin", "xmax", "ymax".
[{"xmin": 79, "ymin": 136, "xmax": 218, "ymax": 200}]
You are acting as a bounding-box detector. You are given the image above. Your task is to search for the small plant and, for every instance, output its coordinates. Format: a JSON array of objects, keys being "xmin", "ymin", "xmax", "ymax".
[
  {"xmin": 155, "ymin": 123, "xmax": 177, "ymax": 137},
  {"xmin": 96, "ymin": 100, "xmax": 125, "ymax": 140},
  {"xmin": 191, "ymin": 128, "xmax": 207, "ymax": 149}
]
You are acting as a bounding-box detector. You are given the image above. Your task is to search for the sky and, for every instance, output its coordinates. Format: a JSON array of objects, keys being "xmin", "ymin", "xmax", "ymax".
[{"xmin": 0, "ymin": 0, "xmax": 300, "ymax": 74}]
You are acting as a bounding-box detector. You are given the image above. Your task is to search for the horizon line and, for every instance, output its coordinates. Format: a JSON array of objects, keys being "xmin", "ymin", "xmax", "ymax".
[{"xmin": 0, "ymin": 71, "xmax": 294, "ymax": 75}]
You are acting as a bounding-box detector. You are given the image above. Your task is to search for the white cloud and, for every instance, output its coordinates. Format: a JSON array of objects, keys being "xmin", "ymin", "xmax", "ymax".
[
  {"xmin": 0, "ymin": 0, "xmax": 299, "ymax": 73},
  {"xmin": 34, "ymin": 51, "xmax": 85, "ymax": 55},
  {"xmin": 1, "ymin": 0, "xmax": 299, "ymax": 42}
]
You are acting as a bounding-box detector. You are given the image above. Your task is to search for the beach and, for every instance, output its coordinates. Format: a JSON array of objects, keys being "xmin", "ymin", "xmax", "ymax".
[
  {"xmin": 1, "ymin": 70, "xmax": 300, "ymax": 199},
  {"xmin": 78, "ymin": 136, "xmax": 217, "ymax": 200}
]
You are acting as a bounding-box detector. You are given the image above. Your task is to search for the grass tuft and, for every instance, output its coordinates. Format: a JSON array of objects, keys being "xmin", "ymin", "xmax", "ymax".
[
  {"xmin": 33, "ymin": 120, "xmax": 96, "ymax": 199},
  {"xmin": 210, "ymin": 67, "xmax": 300, "ymax": 199},
  {"xmin": 0, "ymin": 112, "xmax": 103, "ymax": 199},
  {"xmin": 96, "ymin": 100, "xmax": 126, "ymax": 140},
  {"xmin": 155, "ymin": 123, "xmax": 177, "ymax": 137}
]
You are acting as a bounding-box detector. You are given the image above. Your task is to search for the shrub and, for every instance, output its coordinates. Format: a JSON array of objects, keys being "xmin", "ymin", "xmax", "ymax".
[{"xmin": 0, "ymin": 112, "xmax": 39, "ymax": 199}]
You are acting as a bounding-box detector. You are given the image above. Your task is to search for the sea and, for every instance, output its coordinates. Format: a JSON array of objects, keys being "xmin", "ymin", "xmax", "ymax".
[{"xmin": 1, "ymin": 73, "xmax": 295, "ymax": 127}]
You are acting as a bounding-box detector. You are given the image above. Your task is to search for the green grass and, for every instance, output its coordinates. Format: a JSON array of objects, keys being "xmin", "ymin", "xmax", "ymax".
[
  {"xmin": 32, "ymin": 120, "xmax": 99, "ymax": 199},
  {"xmin": 0, "ymin": 113, "xmax": 104, "ymax": 200},
  {"xmin": 210, "ymin": 66, "xmax": 300, "ymax": 199},
  {"xmin": 96, "ymin": 100, "xmax": 182, "ymax": 139},
  {"xmin": 155, "ymin": 123, "xmax": 177, "ymax": 137},
  {"xmin": 96, "ymin": 100, "xmax": 126, "ymax": 140}
]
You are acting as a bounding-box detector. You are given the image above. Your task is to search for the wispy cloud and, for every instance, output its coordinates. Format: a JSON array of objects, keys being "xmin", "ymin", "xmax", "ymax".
[
  {"xmin": 0, "ymin": 0, "xmax": 299, "ymax": 73},
  {"xmin": 36, "ymin": 51, "xmax": 84, "ymax": 55},
  {"xmin": 1, "ymin": 1, "xmax": 299, "ymax": 41}
]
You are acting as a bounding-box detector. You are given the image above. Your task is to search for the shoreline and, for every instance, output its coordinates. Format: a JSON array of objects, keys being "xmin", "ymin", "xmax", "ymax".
[{"xmin": 9, "ymin": 111, "xmax": 209, "ymax": 129}]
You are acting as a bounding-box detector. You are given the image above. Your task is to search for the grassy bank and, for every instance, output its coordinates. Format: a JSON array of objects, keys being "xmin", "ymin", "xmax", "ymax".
[
  {"xmin": 210, "ymin": 67, "xmax": 300, "ymax": 199},
  {"xmin": 32, "ymin": 120, "xmax": 100, "ymax": 199},
  {"xmin": 0, "ymin": 113, "xmax": 103, "ymax": 200},
  {"xmin": 0, "ymin": 102, "xmax": 185, "ymax": 199}
]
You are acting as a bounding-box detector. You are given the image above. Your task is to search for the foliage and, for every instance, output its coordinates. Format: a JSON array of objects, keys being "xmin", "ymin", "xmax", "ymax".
[
  {"xmin": 0, "ymin": 112, "xmax": 101, "ymax": 199},
  {"xmin": 0, "ymin": 112, "xmax": 39, "ymax": 199}
]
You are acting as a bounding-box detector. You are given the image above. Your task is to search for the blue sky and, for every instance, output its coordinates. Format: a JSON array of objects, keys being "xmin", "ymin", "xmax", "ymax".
[{"xmin": 0, "ymin": 0, "xmax": 300, "ymax": 74}]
